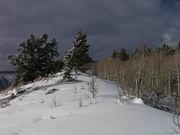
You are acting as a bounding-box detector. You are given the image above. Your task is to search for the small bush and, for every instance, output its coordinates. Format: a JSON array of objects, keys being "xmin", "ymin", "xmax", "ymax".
[
  {"xmin": 79, "ymin": 98, "xmax": 83, "ymax": 107},
  {"xmin": 89, "ymin": 76, "xmax": 97, "ymax": 98},
  {"xmin": 49, "ymin": 97, "xmax": 61, "ymax": 108}
]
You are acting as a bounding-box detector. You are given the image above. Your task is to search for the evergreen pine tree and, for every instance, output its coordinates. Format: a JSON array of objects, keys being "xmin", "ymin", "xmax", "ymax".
[
  {"xmin": 156, "ymin": 43, "xmax": 175, "ymax": 56},
  {"xmin": 111, "ymin": 50, "xmax": 118, "ymax": 59},
  {"xmin": 53, "ymin": 59, "xmax": 64, "ymax": 73},
  {"xmin": 62, "ymin": 31, "xmax": 92, "ymax": 81},
  {"xmin": 177, "ymin": 39, "xmax": 180, "ymax": 50},
  {"xmin": 133, "ymin": 44, "xmax": 151, "ymax": 58},
  {"xmin": 8, "ymin": 34, "xmax": 59, "ymax": 85},
  {"xmin": 71, "ymin": 31, "xmax": 92, "ymax": 72},
  {"xmin": 119, "ymin": 48, "xmax": 129, "ymax": 61},
  {"xmin": 62, "ymin": 50, "xmax": 74, "ymax": 81}
]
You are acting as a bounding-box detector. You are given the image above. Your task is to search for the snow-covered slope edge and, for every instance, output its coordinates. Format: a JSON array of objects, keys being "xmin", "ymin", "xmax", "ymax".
[{"xmin": 0, "ymin": 73, "xmax": 175, "ymax": 135}]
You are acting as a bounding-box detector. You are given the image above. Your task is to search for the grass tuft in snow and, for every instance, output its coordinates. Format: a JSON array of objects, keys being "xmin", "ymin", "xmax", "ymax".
[
  {"xmin": 79, "ymin": 97, "xmax": 83, "ymax": 107},
  {"xmin": 49, "ymin": 97, "xmax": 61, "ymax": 108}
]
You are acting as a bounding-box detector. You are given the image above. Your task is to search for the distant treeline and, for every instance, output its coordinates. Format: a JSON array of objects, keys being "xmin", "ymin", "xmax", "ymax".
[
  {"xmin": 93, "ymin": 42, "xmax": 180, "ymax": 112},
  {"xmin": 0, "ymin": 71, "xmax": 15, "ymax": 74}
]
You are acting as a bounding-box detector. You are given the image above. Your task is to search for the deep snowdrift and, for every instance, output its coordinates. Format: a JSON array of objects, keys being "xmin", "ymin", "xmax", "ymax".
[{"xmin": 0, "ymin": 73, "xmax": 176, "ymax": 135}]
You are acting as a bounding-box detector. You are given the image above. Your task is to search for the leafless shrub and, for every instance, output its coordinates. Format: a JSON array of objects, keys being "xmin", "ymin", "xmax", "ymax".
[
  {"xmin": 74, "ymin": 86, "xmax": 77, "ymax": 94},
  {"xmin": 89, "ymin": 76, "xmax": 97, "ymax": 98},
  {"xmin": 40, "ymin": 99, "xmax": 45, "ymax": 104},
  {"xmin": 117, "ymin": 87, "xmax": 124, "ymax": 102},
  {"xmin": 81, "ymin": 85, "xmax": 85, "ymax": 89},
  {"xmin": 173, "ymin": 100, "xmax": 180, "ymax": 133},
  {"xmin": 49, "ymin": 97, "xmax": 61, "ymax": 108},
  {"xmin": 79, "ymin": 98, "xmax": 83, "ymax": 107}
]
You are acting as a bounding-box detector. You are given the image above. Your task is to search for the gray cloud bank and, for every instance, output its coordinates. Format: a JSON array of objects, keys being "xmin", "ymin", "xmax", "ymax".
[{"xmin": 0, "ymin": 0, "xmax": 179, "ymax": 70}]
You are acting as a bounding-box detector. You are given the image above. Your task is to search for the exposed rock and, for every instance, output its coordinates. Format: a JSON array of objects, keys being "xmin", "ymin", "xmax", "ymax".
[{"xmin": 45, "ymin": 88, "xmax": 59, "ymax": 95}]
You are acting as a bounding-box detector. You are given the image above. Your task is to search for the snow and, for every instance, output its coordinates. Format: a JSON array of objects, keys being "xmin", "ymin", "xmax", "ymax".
[
  {"xmin": 0, "ymin": 73, "xmax": 177, "ymax": 135},
  {"xmin": 132, "ymin": 97, "xmax": 144, "ymax": 104}
]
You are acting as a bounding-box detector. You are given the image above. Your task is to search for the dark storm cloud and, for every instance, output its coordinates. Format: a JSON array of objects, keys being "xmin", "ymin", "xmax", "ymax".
[
  {"xmin": 0, "ymin": 0, "xmax": 180, "ymax": 70},
  {"xmin": 161, "ymin": 0, "xmax": 180, "ymax": 6}
]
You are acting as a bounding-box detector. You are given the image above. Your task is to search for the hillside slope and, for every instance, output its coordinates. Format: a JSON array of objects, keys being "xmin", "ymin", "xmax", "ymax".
[{"xmin": 0, "ymin": 73, "xmax": 176, "ymax": 135}]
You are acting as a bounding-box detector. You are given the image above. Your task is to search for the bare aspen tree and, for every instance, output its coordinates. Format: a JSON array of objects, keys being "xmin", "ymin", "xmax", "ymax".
[
  {"xmin": 174, "ymin": 51, "xmax": 180, "ymax": 99},
  {"xmin": 173, "ymin": 92, "xmax": 180, "ymax": 133},
  {"xmin": 95, "ymin": 43, "xmax": 178, "ymax": 112}
]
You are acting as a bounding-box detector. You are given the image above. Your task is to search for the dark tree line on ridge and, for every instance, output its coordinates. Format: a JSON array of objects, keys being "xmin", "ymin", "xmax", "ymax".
[{"xmin": 8, "ymin": 31, "xmax": 92, "ymax": 86}]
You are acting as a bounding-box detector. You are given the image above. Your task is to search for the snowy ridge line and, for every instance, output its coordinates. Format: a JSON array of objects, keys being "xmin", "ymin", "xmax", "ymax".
[{"xmin": 0, "ymin": 72, "xmax": 174, "ymax": 135}]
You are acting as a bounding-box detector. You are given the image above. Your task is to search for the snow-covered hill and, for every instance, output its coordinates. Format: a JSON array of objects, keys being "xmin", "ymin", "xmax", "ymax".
[{"xmin": 0, "ymin": 73, "xmax": 176, "ymax": 135}]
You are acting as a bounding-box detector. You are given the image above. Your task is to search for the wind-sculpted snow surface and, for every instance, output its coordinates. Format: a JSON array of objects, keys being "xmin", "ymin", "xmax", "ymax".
[{"xmin": 0, "ymin": 73, "xmax": 175, "ymax": 135}]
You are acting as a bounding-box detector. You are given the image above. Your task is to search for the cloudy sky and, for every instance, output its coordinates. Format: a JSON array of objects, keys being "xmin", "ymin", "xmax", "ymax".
[{"xmin": 0, "ymin": 0, "xmax": 180, "ymax": 70}]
